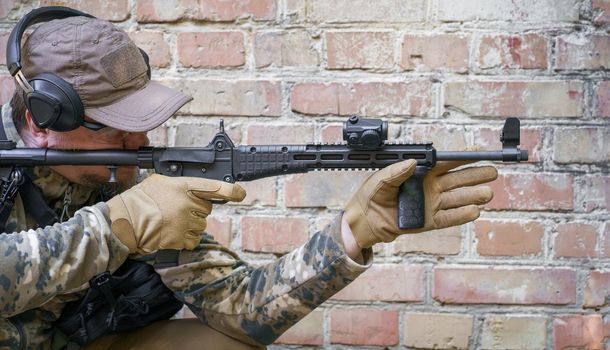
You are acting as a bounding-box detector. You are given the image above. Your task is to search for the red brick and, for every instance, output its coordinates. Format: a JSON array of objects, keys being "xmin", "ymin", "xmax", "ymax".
[
  {"xmin": 302, "ymin": 0, "xmax": 427, "ymax": 23},
  {"xmin": 437, "ymin": 0, "xmax": 580, "ymax": 22},
  {"xmin": 128, "ymin": 31, "xmax": 171, "ymax": 68},
  {"xmin": 553, "ymin": 127, "xmax": 610, "ymax": 163},
  {"xmin": 136, "ymin": 0, "xmax": 276, "ymax": 22},
  {"xmin": 326, "ymin": 31, "xmax": 395, "ymax": 70},
  {"xmin": 177, "ymin": 32, "xmax": 245, "ymax": 68},
  {"xmin": 553, "ymin": 315, "xmax": 604, "ymax": 350},
  {"xmin": 596, "ymin": 81, "xmax": 610, "ymax": 117},
  {"xmin": 275, "ymin": 310, "xmax": 323, "ymax": 345},
  {"xmin": 605, "ymin": 316, "xmax": 610, "ymax": 337},
  {"xmin": 486, "ymin": 173, "xmax": 574, "ymax": 211},
  {"xmin": 291, "ymin": 81, "xmax": 432, "ymax": 117},
  {"xmin": 434, "ymin": 266, "xmax": 577, "ymax": 305},
  {"xmin": 445, "ymin": 81, "xmax": 584, "ymax": 118},
  {"xmin": 236, "ymin": 178, "xmax": 277, "ymax": 207},
  {"xmin": 320, "ymin": 124, "xmax": 343, "ymax": 143},
  {"xmin": 401, "ymin": 34, "xmax": 469, "ymax": 71},
  {"xmin": 411, "ymin": 124, "xmax": 467, "ymax": 151},
  {"xmin": 554, "ymin": 223, "xmax": 599, "ymax": 258},
  {"xmin": 392, "ymin": 226, "xmax": 462, "ymax": 255},
  {"xmin": 478, "ymin": 34, "xmax": 548, "ymax": 69},
  {"xmin": 331, "ymin": 264, "xmax": 424, "ymax": 302},
  {"xmin": 162, "ymin": 79, "xmax": 281, "ymax": 116},
  {"xmin": 330, "ymin": 308, "xmax": 399, "ymax": 346},
  {"xmin": 584, "ymin": 271, "xmax": 610, "ymax": 307},
  {"xmin": 474, "ymin": 126, "xmax": 542, "ymax": 162},
  {"xmin": 254, "ymin": 31, "xmax": 318, "ymax": 68},
  {"xmin": 0, "ymin": 76, "xmax": 15, "ymax": 106},
  {"xmin": 475, "ymin": 220, "xmax": 544, "ymax": 257},
  {"xmin": 41, "ymin": 0, "xmax": 129, "ymax": 21},
  {"xmin": 556, "ymin": 34, "xmax": 610, "ymax": 70},
  {"xmin": 284, "ymin": 172, "xmax": 371, "ymax": 209},
  {"xmin": 404, "ymin": 313, "xmax": 473, "ymax": 349},
  {"xmin": 593, "ymin": 0, "xmax": 610, "ymax": 24},
  {"xmin": 241, "ymin": 216, "xmax": 308, "ymax": 253},
  {"xmin": 206, "ymin": 217, "xmax": 232, "ymax": 247}
]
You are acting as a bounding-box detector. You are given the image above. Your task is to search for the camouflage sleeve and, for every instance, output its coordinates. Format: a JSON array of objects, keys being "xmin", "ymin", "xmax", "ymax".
[
  {"xmin": 0, "ymin": 203, "xmax": 130, "ymax": 317},
  {"xmin": 155, "ymin": 214, "xmax": 373, "ymax": 346}
]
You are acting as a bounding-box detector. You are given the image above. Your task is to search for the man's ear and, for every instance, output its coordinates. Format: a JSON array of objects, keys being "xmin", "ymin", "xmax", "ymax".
[{"xmin": 22, "ymin": 110, "xmax": 49, "ymax": 148}]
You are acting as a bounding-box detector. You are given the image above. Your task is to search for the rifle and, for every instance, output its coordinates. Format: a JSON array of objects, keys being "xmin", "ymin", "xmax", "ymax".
[{"xmin": 0, "ymin": 117, "xmax": 527, "ymax": 229}]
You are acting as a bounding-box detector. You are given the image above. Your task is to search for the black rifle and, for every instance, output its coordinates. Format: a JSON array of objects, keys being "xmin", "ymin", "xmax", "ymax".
[{"xmin": 0, "ymin": 117, "xmax": 527, "ymax": 229}]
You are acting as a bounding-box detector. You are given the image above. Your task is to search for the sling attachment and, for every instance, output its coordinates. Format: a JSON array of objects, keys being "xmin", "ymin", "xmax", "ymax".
[{"xmin": 0, "ymin": 167, "xmax": 24, "ymax": 232}]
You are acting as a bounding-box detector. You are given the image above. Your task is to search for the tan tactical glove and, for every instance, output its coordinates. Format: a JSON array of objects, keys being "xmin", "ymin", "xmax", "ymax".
[
  {"xmin": 107, "ymin": 174, "xmax": 246, "ymax": 254},
  {"xmin": 345, "ymin": 159, "xmax": 498, "ymax": 248}
]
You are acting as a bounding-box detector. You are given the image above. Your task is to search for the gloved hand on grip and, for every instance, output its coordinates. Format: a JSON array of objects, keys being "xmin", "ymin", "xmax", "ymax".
[
  {"xmin": 107, "ymin": 174, "xmax": 246, "ymax": 254},
  {"xmin": 344, "ymin": 159, "xmax": 498, "ymax": 249}
]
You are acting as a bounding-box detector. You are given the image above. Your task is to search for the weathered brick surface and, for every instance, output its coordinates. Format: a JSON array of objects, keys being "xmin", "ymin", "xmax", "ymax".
[
  {"xmin": 331, "ymin": 264, "xmax": 424, "ymax": 302},
  {"xmin": 475, "ymin": 220, "xmax": 544, "ymax": 257},
  {"xmin": 487, "ymin": 173, "xmax": 574, "ymax": 211},
  {"xmin": 583, "ymin": 270, "xmax": 610, "ymax": 307},
  {"xmin": 477, "ymin": 34, "xmax": 548, "ymax": 70},
  {"xmin": 593, "ymin": 0, "xmax": 610, "ymax": 24},
  {"xmin": 275, "ymin": 310, "xmax": 324, "ymax": 345},
  {"xmin": 554, "ymin": 223, "xmax": 599, "ymax": 258},
  {"xmin": 291, "ymin": 81, "xmax": 432, "ymax": 117},
  {"xmin": 206, "ymin": 217, "xmax": 232, "ymax": 247},
  {"xmin": 284, "ymin": 172, "xmax": 370, "ymax": 208},
  {"xmin": 163, "ymin": 79, "xmax": 281, "ymax": 116},
  {"xmin": 136, "ymin": 0, "xmax": 276, "ymax": 22},
  {"xmin": 392, "ymin": 226, "xmax": 462, "ymax": 255},
  {"xmin": 445, "ymin": 81, "xmax": 584, "ymax": 118},
  {"xmin": 40, "ymin": 0, "xmax": 129, "ymax": 21},
  {"xmin": 404, "ymin": 313, "xmax": 473, "ymax": 349},
  {"xmin": 330, "ymin": 308, "xmax": 399, "ymax": 346},
  {"xmin": 437, "ymin": 0, "xmax": 580, "ymax": 22},
  {"xmin": 128, "ymin": 31, "xmax": 171, "ymax": 68},
  {"xmin": 480, "ymin": 315, "xmax": 547, "ymax": 350},
  {"xmin": 177, "ymin": 32, "xmax": 245, "ymax": 68},
  {"xmin": 254, "ymin": 31, "xmax": 319, "ymax": 68},
  {"xmin": 576, "ymin": 175, "xmax": 610, "ymax": 213},
  {"xmin": 553, "ymin": 127, "xmax": 610, "ymax": 164},
  {"xmin": 553, "ymin": 315, "xmax": 604, "ymax": 350},
  {"xmin": 0, "ymin": 76, "xmax": 15, "ymax": 106},
  {"xmin": 556, "ymin": 35, "xmax": 610, "ymax": 70},
  {"xmin": 326, "ymin": 31, "xmax": 395, "ymax": 70},
  {"xmin": 401, "ymin": 34, "xmax": 469, "ymax": 71},
  {"xmin": 301, "ymin": 0, "xmax": 427, "ymax": 23},
  {"xmin": 434, "ymin": 267, "xmax": 577, "ymax": 304},
  {"xmin": 597, "ymin": 81, "xmax": 610, "ymax": 117},
  {"xmin": 240, "ymin": 216, "xmax": 308, "ymax": 253},
  {"xmin": 5, "ymin": 2, "xmax": 608, "ymax": 349}
]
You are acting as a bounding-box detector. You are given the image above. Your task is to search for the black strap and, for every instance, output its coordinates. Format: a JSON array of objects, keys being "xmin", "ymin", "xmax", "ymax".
[
  {"xmin": 20, "ymin": 170, "xmax": 59, "ymax": 227},
  {"xmin": 152, "ymin": 249, "xmax": 181, "ymax": 269}
]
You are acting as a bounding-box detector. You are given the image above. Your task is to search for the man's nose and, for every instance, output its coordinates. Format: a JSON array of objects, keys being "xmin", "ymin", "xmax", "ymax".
[{"xmin": 124, "ymin": 132, "xmax": 150, "ymax": 149}]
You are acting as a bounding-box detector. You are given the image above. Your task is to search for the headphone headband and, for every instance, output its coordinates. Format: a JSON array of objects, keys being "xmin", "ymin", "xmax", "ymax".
[{"xmin": 6, "ymin": 6, "xmax": 94, "ymax": 76}]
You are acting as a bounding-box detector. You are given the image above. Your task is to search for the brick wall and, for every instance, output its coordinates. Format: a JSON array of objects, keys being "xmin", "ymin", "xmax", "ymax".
[{"xmin": 1, "ymin": 0, "xmax": 609, "ymax": 349}]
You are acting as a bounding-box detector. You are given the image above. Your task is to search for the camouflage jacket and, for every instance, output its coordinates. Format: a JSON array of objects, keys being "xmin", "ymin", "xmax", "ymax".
[{"xmin": 0, "ymin": 103, "xmax": 372, "ymax": 349}]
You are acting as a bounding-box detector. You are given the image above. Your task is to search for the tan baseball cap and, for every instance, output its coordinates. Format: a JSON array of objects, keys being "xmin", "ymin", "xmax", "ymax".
[{"xmin": 20, "ymin": 16, "xmax": 192, "ymax": 132}]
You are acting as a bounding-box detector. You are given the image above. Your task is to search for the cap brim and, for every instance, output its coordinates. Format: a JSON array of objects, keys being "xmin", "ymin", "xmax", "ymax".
[{"xmin": 85, "ymin": 81, "xmax": 192, "ymax": 132}]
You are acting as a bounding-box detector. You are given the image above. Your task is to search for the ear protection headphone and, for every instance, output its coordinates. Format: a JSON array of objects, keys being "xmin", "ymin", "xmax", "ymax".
[{"xmin": 6, "ymin": 6, "xmax": 151, "ymax": 132}]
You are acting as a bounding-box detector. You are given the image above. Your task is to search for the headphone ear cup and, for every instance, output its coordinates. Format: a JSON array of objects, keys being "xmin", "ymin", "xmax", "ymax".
[{"xmin": 26, "ymin": 73, "xmax": 84, "ymax": 132}]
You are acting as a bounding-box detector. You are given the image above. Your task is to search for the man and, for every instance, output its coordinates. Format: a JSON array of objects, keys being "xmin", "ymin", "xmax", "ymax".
[{"xmin": 0, "ymin": 11, "xmax": 497, "ymax": 350}]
